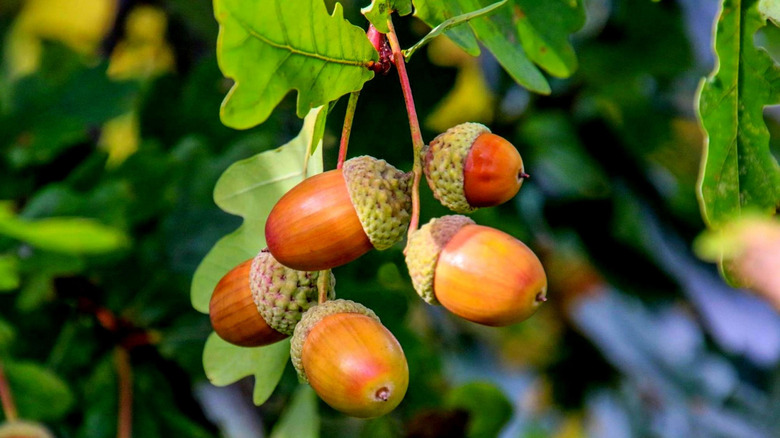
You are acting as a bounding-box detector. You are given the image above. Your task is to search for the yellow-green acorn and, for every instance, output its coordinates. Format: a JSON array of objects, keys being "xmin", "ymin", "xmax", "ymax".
[
  {"xmin": 290, "ymin": 300, "xmax": 409, "ymax": 418},
  {"xmin": 405, "ymin": 216, "xmax": 547, "ymax": 326}
]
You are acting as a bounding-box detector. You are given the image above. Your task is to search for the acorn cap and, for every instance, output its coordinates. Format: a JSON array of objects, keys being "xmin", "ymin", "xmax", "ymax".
[
  {"xmin": 404, "ymin": 215, "xmax": 475, "ymax": 304},
  {"xmin": 343, "ymin": 156, "xmax": 412, "ymax": 250},
  {"xmin": 290, "ymin": 299, "xmax": 379, "ymax": 383},
  {"xmin": 250, "ymin": 249, "xmax": 335, "ymax": 336},
  {"xmin": 422, "ymin": 123, "xmax": 490, "ymax": 214}
]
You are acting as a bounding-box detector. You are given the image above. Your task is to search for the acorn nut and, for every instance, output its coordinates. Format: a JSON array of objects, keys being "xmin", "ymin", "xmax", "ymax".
[
  {"xmin": 423, "ymin": 122, "xmax": 526, "ymax": 213},
  {"xmin": 405, "ymin": 215, "xmax": 547, "ymax": 326},
  {"xmin": 209, "ymin": 249, "xmax": 334, "ymax": 346},
  {"xmin": 291, "ymin": 299, "xmax": 409, "ymax": 418},
  {"xmin": 265, "ymin": 156, "xmax": 412, "ymax": 271}
]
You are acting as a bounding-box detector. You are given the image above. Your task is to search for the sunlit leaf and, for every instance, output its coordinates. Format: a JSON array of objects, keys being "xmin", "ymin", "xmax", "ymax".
[
  {"xmin": 5, "ymin": 0, "xmax": 117, "ymax": 78},
  {"xmin": 362, "ymin": 0, "xmax": 413, "ymax": 33},
  {"xmin": 697, "ymin": 0, "xmax": 780, "ymax": 280},
  {"xmin": 413, "ymin": 0, "xmax": 585, "ymax": 93},
  {"xmin": 215, "ymin": 0, "xmax": 376, "ymax": 129},
  {"xmin": 191, "ymin": 106, "xmax": 327, "ymax": 313},
  {"xmin": 404, "ymin": 0, "xmax": 507, "ymax": 61},
  {"xmin": 0, "ymin": 213, "xmax": 129, "ymax": 255},
  {"xmin": 269, "ymin": 385, "xmax": 319, "ymax": 438},
  {"xmin": 203, "ymin": 333, "xmax": 291, "ymax": 405}
]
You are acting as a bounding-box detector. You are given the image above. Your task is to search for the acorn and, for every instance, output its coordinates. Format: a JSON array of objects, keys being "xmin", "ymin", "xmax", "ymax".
[
  {"xmin": 291, "ymin": 299, "xmax": 409, "ymax": 418},
  {"xmin": 422, "ymin": 123, "xmax": 526, "ymax": 213},
  {"xmin": 0, "ymin": 421, "xmax": 54, "ymax": 438},
  {"xmin": 265, "ymin": 156, "xmax": 412, "ymax": 271},
  {"xmin": 209, "ymin": 249, "xmax": 334, "ymax": 346},
  {"xmin": 405, "ymin": 215, "xmax": 547, "ymax": 326}
]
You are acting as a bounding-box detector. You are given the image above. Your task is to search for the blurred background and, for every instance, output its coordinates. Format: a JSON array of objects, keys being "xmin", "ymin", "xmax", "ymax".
[{"xmin": 1, "ymin": 0, "xmax": 779, "ymax": 437}]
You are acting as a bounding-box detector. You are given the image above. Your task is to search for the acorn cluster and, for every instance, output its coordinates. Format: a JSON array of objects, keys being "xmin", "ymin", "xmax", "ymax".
[{"xmin": 209, "ymin": 123, "xmax": 547, "ymax": 418}]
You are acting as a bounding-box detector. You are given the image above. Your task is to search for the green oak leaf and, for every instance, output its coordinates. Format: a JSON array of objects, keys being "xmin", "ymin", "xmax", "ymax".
[
  {"xmin": 191, "ymin": 106, "xmax": 327, "ymax": 313},
  {"xmin": 513, "ymin": 0, "xmax": 585, "ymax": 78},
  {"xmin": 444, "ymin": 382, "xmax": 513, "ymax": 438},
  {"xmin": 215, "ymin": 0, "xmax": 377, "ymax": 129},
  {"xmin": 0, "ymin": 212, "xmax": 128, "ymax": 255},
  {"xmin": 269, "ymin": 385, "xmax": 319, "ymax": 438},
  {"xmin": 203, "ymin": 333, "xmax": 291, "ymax": 405},
  {"xmin": 362, "ymin": 0, "xmax": 414, "ymax": 33},
  {"xmin": 697, "ymin": 0, "xmax": 780, "ymax": 237},
  {"xmin": 413, "ymin": 0, "xmax": 585, "ymax": 94}
]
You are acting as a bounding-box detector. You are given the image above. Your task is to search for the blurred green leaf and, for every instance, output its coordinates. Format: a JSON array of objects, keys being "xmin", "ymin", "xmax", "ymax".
[
  {"xmin": 697, "ymin": 0, "xmax": 780, "ymax": 232},
  {"xmin": 191, "ymin": 106, "xmax": 327, "ymax": 313},
  {"xmin": 203, "ymin": 333, "xmax": 291, "ymax": 405},
  {"xmin": 3, "ymin": 360, "xmax": 75, "ymax": 422},
  {"xmin": 270, "ymin": 385, "xmax": 319, "ymax": 438},
  {"xmin": 0, "ymin": 215, "xmax": 129, "ymax": 255},
  {"xmin": 403, "ymin": 1, "xmax": 507, "ymax": 61},
  {"xmin": 513, "ymin": 0, "xmax": 585, "ymax": 78},
  {"xmin": 521, "ymin": 111, "xmax": 610, "ymax": 199},
  {"xmin": 444, "ymin": 382, "xmax": 513, "ymax": 438},
  {"xmin": 0, "ymin": 319, "xmax": 14, "ymax": 351},
  {"xmin": 214, "ymin": 0, "xmax": 376, "ymax": 129},
  {"xmin": 0, "ymin": 254, "xmax": 19, "ymax": 292},
  {"xmin": 362, "ymin": 0, "xmax": 413, "ymax": 33},
  {"xmin": 414, "ymin": 0, "xmax": 585, "ymax": 93}
]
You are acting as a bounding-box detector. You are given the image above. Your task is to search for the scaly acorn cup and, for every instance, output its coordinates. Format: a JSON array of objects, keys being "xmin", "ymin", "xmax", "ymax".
[
  {"xmin": 422, "ymin": 122, "xmax": 526, "ymax": 213},
  {"xmin": 250, "ymin": 248, "xmax": 335, "ymax": 336},
  {"xmin": 290, "ymin": 299, "xmax": 409, "ymax": 418},
  {"xmin": 405, "ymin": 215, "xmax": 547, "ymax": 326},
  {"xmin": 209, "ymin": 249, "xmax": 334, "ymax": 346},
  {"xmin": 266, "ymin": 156, "xmax": 412, "ymax": 271}
]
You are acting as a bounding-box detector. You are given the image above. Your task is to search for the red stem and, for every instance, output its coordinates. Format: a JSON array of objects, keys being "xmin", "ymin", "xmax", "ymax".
[
  {"xmin": 337, "ymin": 91, "xmax": 360, "ymax": 169},
  {"xmin": 0, "ymin": 357, "xmax": 18, "ymax": 422},
  {"xmin": 385, "ymin": 18, "xmax": 425, "ymax": 244},
  {"xmin": 115, "ymin": 347, "xmax": 133, "ymax": 438}
]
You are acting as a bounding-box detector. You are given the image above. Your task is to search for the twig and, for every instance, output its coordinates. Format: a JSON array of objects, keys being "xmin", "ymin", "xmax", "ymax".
[
  {"xmin": 385, "ymin": 17, "xmax": 425, "ymax": 245},
  {"xmin": 318, "ymin": 270, "xmax": 331, "ymax": 304},
  {"xmin": 337, "ymin": 92, "xmax": 361, "ymax": 169},
  {"xmin": 115, "ymin": 347, "xmax": 133, "ymax": 438},
  {"xmin": 0, "ymin": 357, "xmax": 18, "ymax": 422}
]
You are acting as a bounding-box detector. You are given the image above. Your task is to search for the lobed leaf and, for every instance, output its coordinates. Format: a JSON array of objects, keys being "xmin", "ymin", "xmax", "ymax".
[
  {"xmin": 202, "ymin": 333, "xmax": 291, "ymax": 405},
  {"xmin": 696, "ymin": 0, "xmax": 780, "ymax": 280},
  {"xmin": 215, "ymin": 0, "xmax": 377, "ymax": 129},
  {"xmin": 3, "ymin": 360, "xmax": 75, "ymax": 422},
  {"xmin": 190, "ymin": 106, "xmax": 327, "ymax": 313},
  {"xmin": 269, "ymin": 385, "xmax": 320, "ymax": 438}
]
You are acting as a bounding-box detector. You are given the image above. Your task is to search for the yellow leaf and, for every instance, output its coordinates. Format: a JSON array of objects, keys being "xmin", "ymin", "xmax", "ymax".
[
  {"xmin": 424, "ymin": 37, "xmax": 495, "ymax": 132},
  {"xmin": 107, "ymin": 6, "xmax": 175, "ymax": 80},
  {"xmin": 99, "ymin": 112, "xmax": 139, "ymax": 167},
  {"xmin": 6, "ymin": 0, "xmax": 117, "ymax": 78}
]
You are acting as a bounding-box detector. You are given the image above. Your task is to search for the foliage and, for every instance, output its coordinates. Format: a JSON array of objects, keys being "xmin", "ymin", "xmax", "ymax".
[{"xmin": 0, "ymin": 0, "xmax": 778, "ymax": 437}]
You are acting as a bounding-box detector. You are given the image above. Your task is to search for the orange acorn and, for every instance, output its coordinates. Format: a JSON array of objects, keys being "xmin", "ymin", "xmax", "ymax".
[
  {"xmin": 265, "ymin": 156, "xmax": 412, "ymax": 271},
  {"xmin": 423, "ymin": 123, "xmax": 526, "ymax": 213},
  {"xmin": 405, "ymin": 216, "xmax": 547, "ymax": 326},
  {"xmin": 209, "ymin": 250, "xmax": 334, "ymax": 347},
  {"xmin": 290, "ymin": 300, "xmax": 409, "ymax": 418}
]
